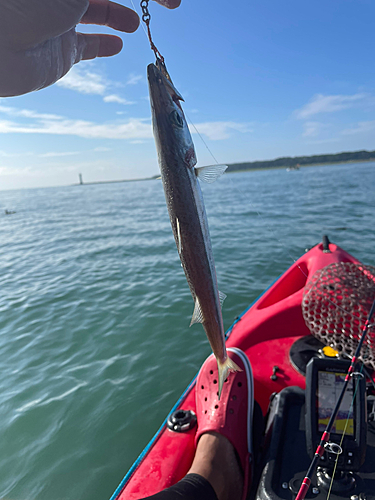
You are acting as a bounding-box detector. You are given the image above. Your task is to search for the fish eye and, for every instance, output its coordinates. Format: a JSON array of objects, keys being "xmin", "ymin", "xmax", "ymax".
[{"xmin": 170, "ymin": 110, "xmax": 184, "ymax": 128}]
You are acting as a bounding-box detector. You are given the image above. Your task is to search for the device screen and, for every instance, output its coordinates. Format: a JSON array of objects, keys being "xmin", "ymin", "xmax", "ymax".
[{"xmin": 317, "ymin": 370, "xmax": 354, "ymax": 436}]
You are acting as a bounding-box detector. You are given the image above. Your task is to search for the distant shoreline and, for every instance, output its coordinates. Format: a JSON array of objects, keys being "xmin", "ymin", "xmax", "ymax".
[
  {"xmin": 227, "ymin": 157, "xmax": 375, "ymax": 174},
  {"xmin": 225, "ymin": 149, "xmax": 375, "ymax": 174},
  {"xmin": 72, "ymin": 175, "xmax": 160, "ymax": 186},
  {"xmin": 73, "ymin": 157, "xmax": 374, "ymax": 186}
]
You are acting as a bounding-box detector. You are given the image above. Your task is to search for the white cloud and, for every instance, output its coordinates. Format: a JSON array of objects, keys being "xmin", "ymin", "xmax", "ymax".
[
  {"xmin": 0, "ymin": 165, "xmax": 33, "ymax": 176},
  {"xmin": 0, "ymin": 116, "xmax": 152, "ymax": 140},
  {"xmin": 302, "ymin": 121, "xmax": 321, "ymax": 137},
  {"xmin": 0, "ymin": 105, "xmax": 62, "ymax": 120},
  {"xmin": 0, "ymin": 103, "xmax": 152, "ymax": 139},
  {"xmin": 295, "ymin": 93, "xmax": 369, "ymax": 119},
  {"xmin": 341, "ymin": 120, "xmax": 375, "ymax": 135},
  {"xmin": 126, "ymin": 74, "xmax": 143, "ymax": 86},
  {"xmin": 304, "ymin": 138, "xmax": 341, "ymax": 145},
  {"xmin": 39, "ymin": 151, "xmax": 80, "ymax": 158},
  {"xmin": 103, "ymin": 94, "xmax": 135, "ymax": 105},
  {"xmin": 56, "ymin": 66, "xmax": 134, "ymax": 104},
  {"xmin": 0, "ymin": 163, "xmax": 79, "ymax": 178},
  {"xmin": 189, "ymin": 121, "xmax": 253, "ymax": 140},
  {"xmin": 0, "ymin": 104, "xmax": 250, "ymax": 142},
  {"xmin": 57, "ymin": 66, "xmax": 107, "ymax": 95},
  {"xmin": 0, "ymin": 149, "xmax": 34, "ymax": 157},
  {"xmin": 302, "ymin": 121, "xmax": 331, "ymax": 138}
]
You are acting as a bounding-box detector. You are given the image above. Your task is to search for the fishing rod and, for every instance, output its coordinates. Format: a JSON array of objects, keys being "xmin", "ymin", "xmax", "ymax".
[{"xmin": 295, "ymin": 296, "xmax": 375, "ymax": 500}]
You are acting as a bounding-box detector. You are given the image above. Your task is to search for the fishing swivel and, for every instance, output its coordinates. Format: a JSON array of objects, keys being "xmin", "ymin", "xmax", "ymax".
[
  {"xmin": 140, "ymin": 0, "xmax": 151, "ymax": 23},
  {"xmin": 140, "ymin": 0, "xmax": 165, "ymax": 64}
]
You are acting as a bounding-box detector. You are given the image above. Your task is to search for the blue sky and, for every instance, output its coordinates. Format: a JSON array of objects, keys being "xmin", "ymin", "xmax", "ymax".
[{"xmin": 1, "ymin": 0, "xmax": 374, "ymax": 190}]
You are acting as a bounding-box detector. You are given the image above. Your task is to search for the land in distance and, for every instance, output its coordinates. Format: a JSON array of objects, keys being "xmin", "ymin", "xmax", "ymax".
[
  {"xmin": 74, "ymin": 150, "xmax": 375, "ymax": 185},
  {"xmin": 226, "ymin": 149, "xmax": 375, "ymax": 173}
]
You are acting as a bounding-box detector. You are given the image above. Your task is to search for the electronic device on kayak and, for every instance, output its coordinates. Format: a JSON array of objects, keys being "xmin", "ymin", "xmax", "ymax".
[{"xmin": 305, "ymin": 357, "xmax": 367, "ymax": 472}]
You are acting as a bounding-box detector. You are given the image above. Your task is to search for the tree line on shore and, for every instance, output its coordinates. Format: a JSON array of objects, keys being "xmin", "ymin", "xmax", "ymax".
[{"xmin": 226, "ymin": 150, "xmax": 375, "ymax": 173}]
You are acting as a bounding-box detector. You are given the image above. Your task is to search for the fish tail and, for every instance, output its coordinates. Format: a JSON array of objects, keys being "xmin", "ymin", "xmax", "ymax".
[{"xmin": 217, "ymin": 355, "xmax": 242, "ymax": 400}]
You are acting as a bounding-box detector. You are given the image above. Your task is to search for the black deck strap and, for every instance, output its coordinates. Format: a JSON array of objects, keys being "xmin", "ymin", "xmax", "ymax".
[{"xmin": 139, "ymin": 473, "xmax": 218, "ymax": 500}]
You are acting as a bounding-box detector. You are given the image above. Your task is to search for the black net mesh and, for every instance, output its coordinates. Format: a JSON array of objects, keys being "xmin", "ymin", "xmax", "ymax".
[{"xmin": 302, "ymin": 262, "xmax": 375, "ymax": 369}]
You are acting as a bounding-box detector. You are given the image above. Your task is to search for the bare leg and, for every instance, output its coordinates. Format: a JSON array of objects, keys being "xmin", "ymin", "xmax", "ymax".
[{"xmin": 188, "ymin": 432, "xmax": 243, "ymax": 500}]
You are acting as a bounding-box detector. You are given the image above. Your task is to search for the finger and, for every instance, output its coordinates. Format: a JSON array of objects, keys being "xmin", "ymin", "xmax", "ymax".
[
  {"xmin": 76, "ymin": 33, "xmax": 123, "ymax": 61},
  {"xmin": 80, "ymin": 0, "xmax": 139, "ymax": 33},
  {"xmin": 152, "ymin": 0, "xmax": 181, "ymax": 9}
]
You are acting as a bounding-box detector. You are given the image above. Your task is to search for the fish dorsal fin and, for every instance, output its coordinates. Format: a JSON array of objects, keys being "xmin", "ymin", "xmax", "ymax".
[
  {"xmin": 176, "ymin": 217, "xmax": 182, "ymax": 254},
  {"xmin": 219, "ymin": 291, "xmax": 227, "ymax": 308},
  {"xmin": 195, "ymin": 164, "xmax": 228, "ymax": 183},
  {"xmin": 190, "ymin": 297, "xmax": 204, "ymax": 326}
]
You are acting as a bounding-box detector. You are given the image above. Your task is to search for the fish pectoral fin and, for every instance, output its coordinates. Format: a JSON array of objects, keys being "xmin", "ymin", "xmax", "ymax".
[
  {"xmin": 190, "ymin": 297, "xmax": 204, "ymax": 326},
  {"xmin": 195, "ymin": 164, "xmax": 228, "ymax": 183},
  {"xmin": 219, "ymin": 291, "xmax": 227, "ymax": 308}
]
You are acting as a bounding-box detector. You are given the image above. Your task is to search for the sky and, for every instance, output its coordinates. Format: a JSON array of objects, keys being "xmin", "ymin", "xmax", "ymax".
[{"xmin": 1, "ymin": 0, "xmax": 374, "ymax": 190}]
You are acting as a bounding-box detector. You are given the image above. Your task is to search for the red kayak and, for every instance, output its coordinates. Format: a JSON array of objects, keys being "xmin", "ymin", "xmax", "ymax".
[{"xmin": 111, "ymin": 237, "xmax": 375, "ymax": 500}]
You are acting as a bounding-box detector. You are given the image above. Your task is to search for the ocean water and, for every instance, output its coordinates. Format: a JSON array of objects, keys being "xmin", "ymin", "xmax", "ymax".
[{"xmin": 0, "ymin": 162, "xmax": 374, "ymax": 500}]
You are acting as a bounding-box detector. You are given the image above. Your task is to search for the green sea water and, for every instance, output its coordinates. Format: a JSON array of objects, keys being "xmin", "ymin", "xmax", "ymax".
[{"xmin": 0, "ymin": 162, "xmax": 374, "ymax": 500}]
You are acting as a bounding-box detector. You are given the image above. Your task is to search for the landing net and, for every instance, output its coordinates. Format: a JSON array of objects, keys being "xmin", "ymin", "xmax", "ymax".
[{"xmin": 302, "ymin": 262, "xmax": 375, "ymax": 370}]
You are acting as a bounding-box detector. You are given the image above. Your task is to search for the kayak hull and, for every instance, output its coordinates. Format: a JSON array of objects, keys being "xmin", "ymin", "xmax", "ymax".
[{"xmin": 112, "ymin": 241, "xmax": 360, "ymax": 499}]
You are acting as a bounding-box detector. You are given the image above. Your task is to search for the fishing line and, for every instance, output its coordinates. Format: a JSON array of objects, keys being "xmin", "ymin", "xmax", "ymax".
[
  {"xmin": 187, "ymin": 113, "xmax": 375, "ymax": 333},
  {"xmin": 130, "ymin": 0, "xmax": 149, "ymax": 37},
  {"xmin": 186, "ymin": 116, "xmax": 375, "ymax": 330},
  {"xmin": 187, "ymin": 121, "xmax": 316, "ymax": 295},
  {"xmin": 184, "ymin": 116, "xmax": 314, "ymax": 289},
  {"xmin": 186, "ymin": 113, "xmax": 220, "ymax": 165}
]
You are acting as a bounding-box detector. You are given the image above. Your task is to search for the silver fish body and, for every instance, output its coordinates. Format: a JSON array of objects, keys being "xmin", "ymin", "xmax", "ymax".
[{"xmin": 147, "ymin": 63, "xmax": 240, "ymax": 396}]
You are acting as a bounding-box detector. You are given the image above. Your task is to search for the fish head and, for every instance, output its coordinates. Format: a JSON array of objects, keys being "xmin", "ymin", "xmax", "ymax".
[{"xmin": 147, "ymin": 63, "xmax": 197, "ymax": 170}]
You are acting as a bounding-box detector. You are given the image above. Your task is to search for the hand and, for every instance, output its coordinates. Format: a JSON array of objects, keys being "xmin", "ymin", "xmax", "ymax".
[{"xmin": 0, "ymin": 0, "xmax": 181, "ymax": 97}]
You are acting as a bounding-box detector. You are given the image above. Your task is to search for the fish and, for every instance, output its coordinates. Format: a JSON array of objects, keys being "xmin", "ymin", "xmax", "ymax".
[{"xmin": 147, "ymin": 61, "xmax": 241, "ymax": 398}]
